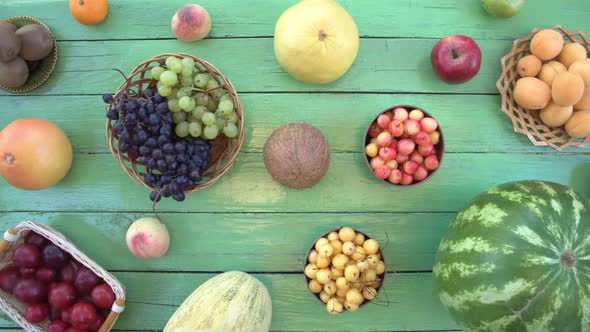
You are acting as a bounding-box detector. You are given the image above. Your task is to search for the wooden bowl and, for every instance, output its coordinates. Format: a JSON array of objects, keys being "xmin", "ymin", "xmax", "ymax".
[
  {"xmin": 304, "ymin": 227, "xmax": 387, "ymax": 312},
  {"xmin": 497, "ymin": 25, "xmax": 590, "ymax": 151},
  {"xmin": 105, "ymin": 53, "xmax": 244, "ymax": 196},
  {"xmin": 0, "ymin": 16, "xmax": 58, "ymax": 94},
  {"xmin": 363, "ymin": 105, "xmax": 445, "ymax": 187},
  {"xmin": 0, "ymin": 221, "xmax": 125, "ymax": 332}
]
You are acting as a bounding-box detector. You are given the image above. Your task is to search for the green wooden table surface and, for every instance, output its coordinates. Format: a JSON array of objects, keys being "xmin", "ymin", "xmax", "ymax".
[{"xmin": 1, "ymin": 1, "xmax": 590, "ymax": 331}]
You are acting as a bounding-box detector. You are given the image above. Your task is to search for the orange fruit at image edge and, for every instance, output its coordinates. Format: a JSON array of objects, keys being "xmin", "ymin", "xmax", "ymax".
[
  {"xmin": 0, "ymin": 119, "xmax": 73, "ymax": 190},
  {"xmin": 70, "ymin": 0, "xmax": 108, "ymax": 25}
]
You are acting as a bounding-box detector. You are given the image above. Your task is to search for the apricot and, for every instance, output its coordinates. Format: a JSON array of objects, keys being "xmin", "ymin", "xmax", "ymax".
[
  {"xmin": 538, "ymin": 61, "xmax": 566, "ymax": 87},
  {"xmin": 517, "ymin": 55, "xmax": 542, "ymax": 77},
  {"xmin": 530, "ymin": 29, "xmax": 564, "ymax": 60},
  {"xmin": 539, "ymin": 101, "xmax": 573, "ymax": 127},
  {"xmin": 552, "ymin": 71, "xmax": 585, "ymax": 106},
  {"xmin": 513, "ymin": 77, "xmax": 551, "ymax": 110},
  {"xmin": 569, "ymin": 59, "xmax": 590, "ymax": 86},
  {"xmin": 558, "ymin": 43, "xmax": 587, "ymax": 68},
  {"xmin": 574, "ymin": 88, "xmax": 590, "ymax": 111},
  {"xmin": 565, "ymin": 109, "xmax": 590, "ymax": 138}
]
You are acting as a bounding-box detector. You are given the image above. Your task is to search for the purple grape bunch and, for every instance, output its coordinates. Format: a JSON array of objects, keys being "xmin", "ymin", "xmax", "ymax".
[{"xmin": 103, "ymin": 88, "xmax": 211, "ymax": 202}]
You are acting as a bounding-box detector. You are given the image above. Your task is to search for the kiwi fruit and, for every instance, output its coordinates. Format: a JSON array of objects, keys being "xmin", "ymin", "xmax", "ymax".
[
  {"xmin": 16, "ymin": 24, "xmax": 54, "ymax": 61},
  {"xmin": 0, "ymin": 56, "xmax": 29, "ymax": 87},
  {"xmin": 0, "ymin": 25, "xmax": 22, "ymax": 62},
  {"xmin": 0, "ymin": 20, "xmax": 17, "ymax": 32}
]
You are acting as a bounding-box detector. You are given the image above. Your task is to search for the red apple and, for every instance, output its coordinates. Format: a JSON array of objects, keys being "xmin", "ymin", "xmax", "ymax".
[
  {"xmin": 392, "ymin": 107, "xmax": 408, "ymax": 121},
  {"xmin": 376, "ymin": 132, "xmax": 393, "ymax": 147},
  {"xmin": 413, "ymin": 166, "xmax": 429, "ymax": 182},
  {"xmin": 400, "ymin": 173, "xmax": 414, "ymax": 185},
  {"xmin": 404, "ymin": 119, "xmax": 421, "ymax": 136},
  {"xmin": 376, "ymin": 114, "xmax": 391, "ymax": 129},
  {"xmin": 409, "ymin": 151, "xmax": 424, "ymax": 164},
  {"xmin": 378, "ymin": 147, "xmax": 397, "ymax": 161},
  {"xmin": 418, "ymin": 144, "xmax": 435, "ymax": 156},
  {"xmin": 414, "ymin": 131, "xmax": 431, "ymax": 146},
  {"xmin": 431, "ymin": 35, "xmax": 482, "ymax": 84},
  {"xmin": 388, "ymin": 119, "xmax": 404, "ymax": 137},
  {"xmin": 370, "ymin": 157, "xmax": 385, "ymax": 169},
  {"xmin": 397, "ymin": 139, "xmax": 416, "ymax": 155},
  {"xmin": 425, "ymin": 155, "xmax": 440, "ymax": 171},
  {"xmin": 395, "ymin": 153, "xmax": 409, "ymax": 164},
  {"xmin": 403, "ymin": 161, "xmax": 419, "ymax": 175},
  {"xmin": 374, "ymin": 166, "xmax": 392, "ymax": 180},
  {"xmin": 368, "ymin": 122, "xmax": 383, "ymax": 138},
  {"xmin": 388, "ymin": 169, "xmax": 403, "ymax": 184},
  {"xmin": 171, "ymin": 4, "xmax": 212, "ymax": 42}
]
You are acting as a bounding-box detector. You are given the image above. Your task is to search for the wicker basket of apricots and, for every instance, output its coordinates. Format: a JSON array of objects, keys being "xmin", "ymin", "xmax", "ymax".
[{"xmin": 497, "ymin": 25, "xmax": 590, "ymax": 151}]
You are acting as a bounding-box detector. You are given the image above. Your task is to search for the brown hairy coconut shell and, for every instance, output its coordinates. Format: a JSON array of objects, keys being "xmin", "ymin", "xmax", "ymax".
[{"xmin": 263, "ymin": 123, "xmax": 330, "ymax": 189}]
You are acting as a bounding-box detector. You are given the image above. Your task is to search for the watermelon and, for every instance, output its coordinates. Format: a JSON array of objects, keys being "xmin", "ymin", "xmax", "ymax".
[{"xmin": 434, "ymin": 180, "xmax": 590, "ymax": 332}]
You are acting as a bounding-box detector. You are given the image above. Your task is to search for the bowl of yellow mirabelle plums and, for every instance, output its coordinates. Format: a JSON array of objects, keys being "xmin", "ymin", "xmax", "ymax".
[{"xmin": 304, "ymin": 227, "xmax": 386, "ymax": 314}]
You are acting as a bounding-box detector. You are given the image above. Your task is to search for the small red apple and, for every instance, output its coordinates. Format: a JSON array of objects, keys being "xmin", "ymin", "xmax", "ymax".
[
  {"xmin": 376, "ymin": 114, "xmax": 391, "ymax": 129},
  {"xmin": 431, "ymin": 35, "xmax": 482, "ymax": 84},
  {"xmin": 374, "ymin": 165, "xmax": 392, "ymax": 180},
  {"xmin": 388, "ymin": 119, "xmax": 404, "ymax": 137},
  {"xmin": 378, "ymin": 147, "xmax": 397, "ymax": 161}
]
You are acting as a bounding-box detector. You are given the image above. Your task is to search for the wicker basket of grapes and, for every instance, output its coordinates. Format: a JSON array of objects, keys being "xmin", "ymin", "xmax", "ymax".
[{"xmin": 103, "ymin": 53, "xmax": 244, "ymax": 203}]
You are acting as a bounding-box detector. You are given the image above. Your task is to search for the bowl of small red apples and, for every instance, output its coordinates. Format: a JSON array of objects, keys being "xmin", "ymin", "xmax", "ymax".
[
  {"xmin": 0, "ymin": 221, "xmax": 125, "ymax": 332},
  {"xmin": 364, "ymin": 105, "xmax": 444, "ymax": 186}
]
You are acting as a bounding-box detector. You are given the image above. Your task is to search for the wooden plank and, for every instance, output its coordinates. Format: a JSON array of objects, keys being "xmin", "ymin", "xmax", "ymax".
[
  {"xmin": 0, "ymin": 212, "xmax": 453, "ymax": 272},
  {"xmin": 2, "ymin": 0, "xmax": 588, "ymax": 41},
  {"xmin": 0, "ymin": 272, "xmax": 459, "ymax": 331},
  {"xmin": 0, "ymin": 94, "xmax": 580, "ymax": 154},
  {"xmin": 0, "ymin": 38, "xmax": 508, "ymax": 95},
  {"xmin": 1, "ymin": 153, "xmax": 588, "ymax": 213}
]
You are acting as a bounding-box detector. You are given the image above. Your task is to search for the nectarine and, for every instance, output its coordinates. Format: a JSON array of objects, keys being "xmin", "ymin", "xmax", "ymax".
[{"xmin": 171, "ymin": 4, "xmax": 211, "ymax": 42}]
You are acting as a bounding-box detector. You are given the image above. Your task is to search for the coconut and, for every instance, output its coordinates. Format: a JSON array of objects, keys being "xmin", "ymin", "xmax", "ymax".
[{"xmin": 263, "ymin": 123, "xmax": 330, "ymax": 189}]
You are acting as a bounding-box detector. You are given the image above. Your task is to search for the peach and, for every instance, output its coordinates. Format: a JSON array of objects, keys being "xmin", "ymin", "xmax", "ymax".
[
  {"xmin": 538, "ymin": 61, "xmax": 567, "ymax": 87},
  {"xmin": 517, "ymin": 55, "xmax": 542, "ymax": 77},
  {"xmin": 574, "ymin": 88, "xmax": 590, "ymax": 111},
  {"xmin": 569, "ymin": 59, "xmax": 590, "ymax": 86},
  {"xmin": 171, "ymin": 4, "xmax": 212, "ymax": 42},
  {"xmin": 126, "ymin": 217, "xmax": 170, "ymax": 259},
  {"xmin": 530, "ymin": 29, "xmax": 564, "ymax": 60},
  {"xmin": 558, "ymin": 43, "xmax": 587, "ymax": 68}
]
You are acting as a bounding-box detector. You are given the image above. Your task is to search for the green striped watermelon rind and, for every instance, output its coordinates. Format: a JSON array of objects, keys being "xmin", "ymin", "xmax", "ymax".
[{"xmin": 433, "ymin": 180, "xmax": 590, "ymax": 332}]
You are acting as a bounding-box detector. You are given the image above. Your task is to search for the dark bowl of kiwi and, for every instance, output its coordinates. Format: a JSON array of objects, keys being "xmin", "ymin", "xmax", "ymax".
[{"xmin": 0, "ymin": 16, "xmax": 57, "ymax": 93}]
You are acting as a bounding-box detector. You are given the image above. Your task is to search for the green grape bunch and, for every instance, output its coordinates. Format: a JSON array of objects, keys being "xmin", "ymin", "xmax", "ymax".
[{"xmin": 150, "ymin": 56, "xmax": 240, "ymax": 141}]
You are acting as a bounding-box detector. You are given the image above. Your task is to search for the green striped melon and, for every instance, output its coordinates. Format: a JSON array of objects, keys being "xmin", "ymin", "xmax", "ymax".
[
  {"xmin": 163, "ymin": 271, "xmax": 272, "ymax": 332},
  {"xmin": 434, "ymin": 180, "xmax": 590, "ymax": 332}
]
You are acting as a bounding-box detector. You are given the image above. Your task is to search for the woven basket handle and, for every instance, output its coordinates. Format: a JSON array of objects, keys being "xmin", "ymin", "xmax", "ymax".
[
  {"xmin": 99, "ymin": 298, "xmax": 125, "ymax": 332},
  {"xmin": 0, "ymin": 229, "xmax": 18, "ymax": 254}
]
